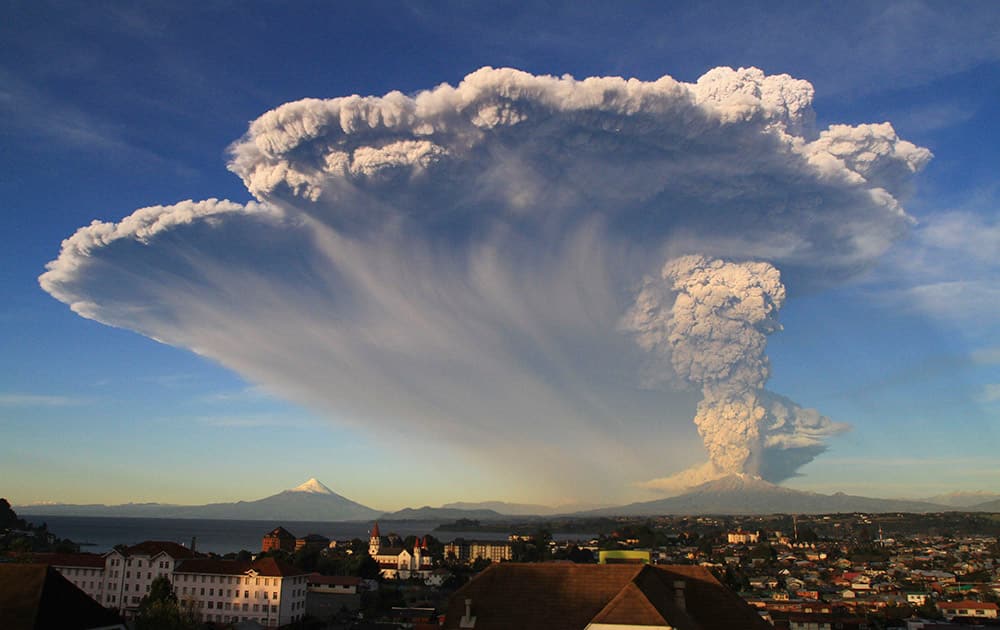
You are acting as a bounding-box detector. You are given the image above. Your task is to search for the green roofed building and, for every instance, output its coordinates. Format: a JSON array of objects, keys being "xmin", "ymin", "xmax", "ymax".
[{"xmin": 598, "ymin": 549, "xmax": 651, "ymax": 564}]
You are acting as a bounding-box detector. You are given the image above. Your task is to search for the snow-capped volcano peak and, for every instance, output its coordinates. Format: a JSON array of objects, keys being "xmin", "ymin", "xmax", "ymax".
[{"xmin": 290, "ymin": 478, "xmax": 334, "ymax": 495}]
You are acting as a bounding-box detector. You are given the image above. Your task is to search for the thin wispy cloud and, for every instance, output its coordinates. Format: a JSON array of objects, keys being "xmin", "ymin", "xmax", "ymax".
[
  {"xmin": 195, "ymin": 413, "xmax": 319, "ymax": 429},
  {"xmin": 402, "ymin": 1, "xmax": 1000, "ymax": 97},
  {"xmin": 972, "ymin": 348, "xmax": 1000, "ymax": 365},
  {"xmin": 199, "ymin": 386, "xmax": 275, "ymax": 404},
  {"xmin": 891, "ymin": 101, "xmax": 979, "ymax": 134},
  {"xmin": 981, "ymin": 384, "xmax": 1000, "ymax": 404},
  {"xmin": 0, "ymin": 393, "xmax": 91, "ymax": 407},
  {"xmin": 872, "ymin": 206, "xmax": 1000, "ymax": 335}
]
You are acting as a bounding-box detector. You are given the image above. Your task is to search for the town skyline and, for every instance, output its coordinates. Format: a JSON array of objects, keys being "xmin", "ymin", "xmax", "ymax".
[{"xmin": 2, "ymin": 2, "xmax": 999, "ymax": 510}]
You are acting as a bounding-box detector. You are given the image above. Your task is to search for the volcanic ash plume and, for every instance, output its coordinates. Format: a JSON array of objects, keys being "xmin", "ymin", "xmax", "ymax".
[
  {"xmin": 39, "ymin": 67, "xmax": 922, "ymax": 496},
  {"xmin": 625, "ymin": 255, "xmax": 846, "ymax": 491}
]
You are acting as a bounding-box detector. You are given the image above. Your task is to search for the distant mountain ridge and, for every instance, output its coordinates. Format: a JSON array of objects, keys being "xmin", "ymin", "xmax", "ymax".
[
  {"xmin": 380, "ymin": 506, "xmax": 509, "ymax": 520},
  {"xmin": 17, "ymin": 475, "xmax": 995, "ymax": 521},
  {"xmin": 441, "ymin": 500, "xmax": 609, "ymax": 516},
  {"xmin": 970, "ymin": 498, "xmax": 1000, "ymax": 512},
  {"xmin": 577, "ymin": 475, "xmax": 952, "ymax": 516},
  {"xmin": 16, "ymin": 478, "xmax": 380, "ymax": 522},
  {"xmin": 918, "ymin": 491, "xmax": 1000, "ymax": 508}
]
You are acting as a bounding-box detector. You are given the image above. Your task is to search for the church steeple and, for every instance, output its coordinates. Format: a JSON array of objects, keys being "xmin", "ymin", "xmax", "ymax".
[{"xmin": 369, "ymin": 522, "xmax": 381, "ymax": 557}]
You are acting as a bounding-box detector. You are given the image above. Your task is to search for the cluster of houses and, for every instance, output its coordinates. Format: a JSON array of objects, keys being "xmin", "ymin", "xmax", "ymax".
[
  {"xmin": 262, "ymin": 521, "xmax": 513, "ymax": 583},
  {"xmin": 5, "ymin": 515, "xmax": 1000, "ymax": 629},
  {"xmin": 613, "ymin": 519, "xmax": 1000, "ymax": 628}
]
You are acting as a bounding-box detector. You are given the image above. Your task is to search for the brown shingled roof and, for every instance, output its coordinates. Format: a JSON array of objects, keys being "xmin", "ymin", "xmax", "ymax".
[
  {"xmin": 12, "ymin": 552, "xmax": 106, "ymax": 568},
  {"xmin": 0, "ymin": 564, "xmax": 124, "ymax": 630},
  {"xmin": 441, "ymin": 563, "xmax": 770, "ymax": 630},
  {"xmin": 590, "ymin": 581, "xmax": 674, "ymax": 627}
]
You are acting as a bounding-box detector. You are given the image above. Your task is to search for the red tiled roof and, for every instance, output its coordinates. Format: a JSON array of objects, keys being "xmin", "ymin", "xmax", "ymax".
[
  {"xmin": 371, "ymin": 522, "xmax": 380, "ymax": 538},
  {"xmin": 441, "ymin": 563, "xmax": 771, "ymax": 630},
  {"xmin": 174, "ymin": 556, "xmax": 307, "ymax": 578},
  {"xmin": 125, "ymin": 541, "xmax": 199, "ymax": 559},
  {"xmin": 265, "ymin": 527, "xmax": 295, "ymax": 539}
]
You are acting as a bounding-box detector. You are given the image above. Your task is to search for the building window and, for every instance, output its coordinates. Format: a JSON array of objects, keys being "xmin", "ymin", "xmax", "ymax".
[{"xmin": 244, "ymin": 590, "xmax": 249, "ymax": 598}]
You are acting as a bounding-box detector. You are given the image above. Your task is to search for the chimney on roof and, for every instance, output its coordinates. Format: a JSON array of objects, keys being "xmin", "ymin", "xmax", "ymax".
[
  {"xmin": 673, "ymin": 580, "xmax": 686, "ymax": 613},
  {"xmin": 459, "ymin": 597, "xmax": 476, "ymax": 628}
]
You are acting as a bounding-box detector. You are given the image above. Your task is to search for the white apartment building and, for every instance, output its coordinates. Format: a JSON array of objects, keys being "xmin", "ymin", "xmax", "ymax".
[
  {"xmin": 173, "ymin": 557, "xmax": 308, "ymax": 627},
  {"xmin": 443, "ymin": 540, "xmax": 513, "ymax": 564},
  {"xmin": 38, "ymin": 541, "xmax": 308, "ymax": 626},
  {"xmin": 39, "ymin": 552, "xmax": 108, "ymax": 604},
  {"xmin": 102, "ymin": 540, "xmax": 197, "ymax": 611},
  {"xmin": 33, "ymin": 542, "xmax": 196, "ymax": 612}
]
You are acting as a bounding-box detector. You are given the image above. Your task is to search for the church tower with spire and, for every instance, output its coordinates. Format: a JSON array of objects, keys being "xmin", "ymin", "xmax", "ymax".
[{"xmin": 369, "ymin": 521, "xmax": 381, "ymax": 557}]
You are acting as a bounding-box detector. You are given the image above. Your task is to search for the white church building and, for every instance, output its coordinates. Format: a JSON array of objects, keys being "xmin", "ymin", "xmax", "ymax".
[{"xmin": 368, "ymin": 522, "xmax": 433, "ymax": 580}]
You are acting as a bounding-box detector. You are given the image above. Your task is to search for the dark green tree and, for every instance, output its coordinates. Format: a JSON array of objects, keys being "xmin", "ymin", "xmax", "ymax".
[
  {"xmin": 356, "ymin": 553, "xmax": 380, "ymax": 579},
  {"xmin": 0, "ymin": 498, "xmax": 27, "ymax": 530},
  {"xmin": 471, "ymin": 557, "xmax": 492, "ymax": 572},
  {"xmin": 749, "ymin": 543, "xmax": 776, "ymax": 561},
  {"xmin": 135, "ymin": 575, "xmax": 198, "ymax": 630},
  {"xmin": 566, "ymin": 545, "xmax": 596, "ymax": 564}
]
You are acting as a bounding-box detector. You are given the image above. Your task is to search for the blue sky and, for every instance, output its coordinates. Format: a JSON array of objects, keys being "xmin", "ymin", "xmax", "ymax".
[{"xmin": 2, "ymin": 1, "xmax": 999, "ymax": 510}]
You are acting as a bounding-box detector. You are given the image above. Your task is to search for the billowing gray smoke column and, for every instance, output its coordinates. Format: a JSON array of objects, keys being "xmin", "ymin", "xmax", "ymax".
[{"xmin": 625, "ymin": 255, "xmax": 846, "ymax": 490}]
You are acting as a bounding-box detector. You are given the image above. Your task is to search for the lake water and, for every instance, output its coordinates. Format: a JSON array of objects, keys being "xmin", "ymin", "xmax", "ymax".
[{"xmin": 26, "ymin": 515, "xmax": 586, "ymax": 555}]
